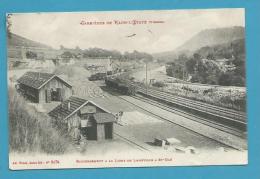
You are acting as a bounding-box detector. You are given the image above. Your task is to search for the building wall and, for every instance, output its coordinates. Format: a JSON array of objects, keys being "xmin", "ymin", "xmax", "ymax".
[
  {"xmin": 66, "ymin": 114, "xmax": 113, "ymax": 141},
  {"xmin": 96, "ymin": 123, "xmax": 105, "ymax": 140},
  {"xmin": 19, "ymin": 84, "xmax": 39, "ymax": 103},
  {"xmin": 85, "ymin": 58, "xmax": 112, "ymax": 72},
  {"xmin": 38, "ymin": 77, "xmax": 72, "ymax": 103},
  {"xmin": 67, "ymin": 113, "xmax": 81, "ymax": 131},
  {"xmin": 53, "ymin": 102, "xmax": 114, "ymax": 141}
]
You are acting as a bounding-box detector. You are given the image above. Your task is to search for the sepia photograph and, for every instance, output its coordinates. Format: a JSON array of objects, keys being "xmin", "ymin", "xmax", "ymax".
[{"xmin": 7, "ymin": 9, "xmax": 247, "ymax": 170}]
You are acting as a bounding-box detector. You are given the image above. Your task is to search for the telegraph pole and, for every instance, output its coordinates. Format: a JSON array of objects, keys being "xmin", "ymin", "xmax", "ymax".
[{"xmin": 146, "ymin": 62, "xmax": 148, "ymax": 95}]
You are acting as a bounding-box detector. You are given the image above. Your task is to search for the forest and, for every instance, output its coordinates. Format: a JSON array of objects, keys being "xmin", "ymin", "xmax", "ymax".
[
  {"xmin": 60, "ymin": 47, "xmax": 153, "ymax": 61},
  {"xmin": 166, "ymin": 38, "xmax": 246, "ymax": 86}
]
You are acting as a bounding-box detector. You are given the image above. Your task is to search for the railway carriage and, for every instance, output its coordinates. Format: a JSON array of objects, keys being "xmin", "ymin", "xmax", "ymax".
[{"xmin": 105, "ymin": 77, "xmax": 136, "ymax": 95}]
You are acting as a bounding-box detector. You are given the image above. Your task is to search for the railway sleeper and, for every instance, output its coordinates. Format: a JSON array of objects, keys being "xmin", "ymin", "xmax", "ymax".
[{"xmin": 138, "ymin": 92, "xmax": 247, "ymax": 132}]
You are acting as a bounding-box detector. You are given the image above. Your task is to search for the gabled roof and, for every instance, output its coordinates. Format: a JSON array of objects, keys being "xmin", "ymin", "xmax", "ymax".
[
  {"xmin": 17, "ymin": 71, "xmax": 72, "ymax": 89},
  {"xmin": 48, "ymin": 96, "xmax": 87, "ymax": 120},
  {"xmin": 48, "ymin": 96, "xmax": 113, "ymax": 121}
]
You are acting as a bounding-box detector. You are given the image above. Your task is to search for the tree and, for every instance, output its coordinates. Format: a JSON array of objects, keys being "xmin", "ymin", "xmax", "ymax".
[
  {"xmin": 178, "ymin": 53, "xmax": 189, "ymax": 61},
  {"xmin": 7, "ymin": 14, "xmax": 12, "ymax": 38},
  {"xmin": 61, "ymin": 51, "xmax": 74, "ymax": 58},
  {"xmin": 26, "ymin": 51, "xmax": 37, "ymax": 59},
  {"xmin": 60, "ymin": 45, "xmax": 65, "ymax": 50},
  {"xmin": 75, "ymin": 46, "xmax": 81, "ymax": 51},
  {"xmin": 218, "ymin": 73, "xmax": 232, "ymax": 86},
  {"xmin": 206, "ymin": 53, "xmax": 215, "ymax": 60},
  {"xmin": 193, "ymin": 53, "xmax": 202, "ymax": 60},
  {"xmin": 231, "ymin": 76, "xmax": 245, "ymax": 86},
  {"xmin": 185, "ymin": 59, "xmax": 196, "ymax": 74}
]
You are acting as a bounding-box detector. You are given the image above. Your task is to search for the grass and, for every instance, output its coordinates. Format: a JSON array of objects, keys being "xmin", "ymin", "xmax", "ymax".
[
  {"xmin": 164, "ymin": 83, "xmax": 246, "ymax": 111},
  {"xmin": 9, "ymin": 87, "xmax": 74, "ymax": 154},
  {"xmin": 135, "ymin": 80, "xmax": 246, "ymax": 111}
]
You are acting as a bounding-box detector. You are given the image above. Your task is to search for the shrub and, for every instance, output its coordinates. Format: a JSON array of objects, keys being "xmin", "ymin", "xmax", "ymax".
[
  {"xmin": 26, "ymin": 51, "xmax": 37, "ymax": 59},
  {"xmin": 218, "ymin": 73, "xmax": 232, "ymax": 86},
  {"xmin": 152, "ymin": 81, "xmax": 166, "ymax": 88},
  {"xmin": 9, "ymin": 88, "xmax": 72, "ymax": 154}
]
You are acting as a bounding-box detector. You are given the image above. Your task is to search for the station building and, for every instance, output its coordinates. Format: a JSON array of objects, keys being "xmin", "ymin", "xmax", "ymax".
[
  {"xmin": 17, "ymin": 71, "xmax": 72, "ymax": 103},
  {"xmin": 48, "ymin": 96, "xmax": 116, "ymax": 141}
]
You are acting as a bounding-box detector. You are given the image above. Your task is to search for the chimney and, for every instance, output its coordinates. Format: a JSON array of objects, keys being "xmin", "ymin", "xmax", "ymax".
[{"xmin": 67, "ymin": 102, "xmax": 71, "ymax": 111}]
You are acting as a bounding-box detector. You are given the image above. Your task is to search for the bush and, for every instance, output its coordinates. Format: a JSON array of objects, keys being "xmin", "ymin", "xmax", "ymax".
[
  {"xmin": 231, "ymin": 76, "xmax": 245, "ymax": 87},
  {"xmin": 9, "ymin": 88, "xmax": 72, "ymax": 154},
  {"xmin": 152, "ymin": 81, "xmax": 166, "ymax": 88},
  {"xmin": 218, "ymin": 73, "xmax": 232, "ymax": 86},
  {"xmin": 26, "ymin": 51, "xmax": 37, "ymax": 59},
  {"xmin": 12, "ymin": 61, "xmax": 23, "ymax": 68}
]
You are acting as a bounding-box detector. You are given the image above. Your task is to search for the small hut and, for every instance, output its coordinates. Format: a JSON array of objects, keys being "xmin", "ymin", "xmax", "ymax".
[
  {"xmin": 48, "ymin": 96, "xmax": 116, "ymax": 141},
  {"xmin": 17, "ymin": 71, "xmax": 72, "ymax": 103}
]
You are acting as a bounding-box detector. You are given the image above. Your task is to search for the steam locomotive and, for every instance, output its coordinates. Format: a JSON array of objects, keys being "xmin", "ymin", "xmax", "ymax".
[{"xmin": 105, "ymin": 77, "xmax": 136, "ymax": 95}]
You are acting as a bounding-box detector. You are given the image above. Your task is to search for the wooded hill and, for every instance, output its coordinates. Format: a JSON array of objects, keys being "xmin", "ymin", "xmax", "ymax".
[
  {"xmin": 8, "ymin": 32, "xmax": 153, "ymax": 61},
  {"xmin": 166, "ymin": 37, "xmax": 246, "ymax": 86},
  {"xmin": 154, "ymin": 26, "xmax": 245, "ymax": 62},
  {"xmin": 8, "ymin": 33, "xmax": 52, "ymax": 49}
]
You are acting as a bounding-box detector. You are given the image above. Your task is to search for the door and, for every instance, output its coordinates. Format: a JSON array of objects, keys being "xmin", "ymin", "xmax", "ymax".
[
  {"xmin": 56, "ymin": 88, "xmax": 65, "ymax": 101},
  {"xmin": 56, "ymin": 88, "xmax": 61, "ymax": 101},
  {"xmin": 105, "ymin": 123, "xmax": 113, "ymax": 139},
  {"xmin": 86, "ymin": 118, "xmax": 97, "ymax": 140},
  {"xmin": 45, "ymin": 89, "xmax": 51, "ymax": 103}
]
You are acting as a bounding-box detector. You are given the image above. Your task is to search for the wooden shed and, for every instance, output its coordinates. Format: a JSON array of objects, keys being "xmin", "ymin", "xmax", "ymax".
[
  {"xmin": 17, "ymin": 71, "xmax": 72, "ymax": 103},
  {"xmin": 48, "ymin": 96, "xmax": 116, "ymax": 141}
]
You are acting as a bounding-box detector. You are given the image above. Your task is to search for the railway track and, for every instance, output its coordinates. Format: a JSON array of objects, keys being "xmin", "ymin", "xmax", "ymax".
[
  {"xmin": 143, "ymin": 88, "xmax": 246, "ymax": 120},
  {"xmin": 108, "ymin": 75, "xmax": 246, "ymax": 122},
  {"xmin": 114, "ymin": 132, "xmax": 151, "ymax": 152},
  {"xmin": 136, "ymin": 87, "xmax": 247, "ymax": 130},
  {"xmin": 120, "ymin": 80, "xmax": 247, "ymax": 130},
  {"xmin": 118, "ymin": 95, "xmax": 247, "ymax": 150},
  {"xmin": 133, "ymin": 84, "xmax": 245, "ymax": 118},
  {"xmin": 131, "ymin": 95, "xmax": 246, "ymax": 138},
  {"xmin": 105, "ymin": 78, "xmax": 247, "ymax": 136}
]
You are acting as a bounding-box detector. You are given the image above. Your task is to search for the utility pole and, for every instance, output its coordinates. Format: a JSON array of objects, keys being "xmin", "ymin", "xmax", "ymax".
[
  {"xmin": 146, "ymin": 62, "xmax": 148, "ymax": 95},
  {"xmin": 172, "ymin": 65, "xmax": 174, "ymax": 84},
  {"xmin": 183, "ymin": 67, "xmax": 185, "ymax": 81}
]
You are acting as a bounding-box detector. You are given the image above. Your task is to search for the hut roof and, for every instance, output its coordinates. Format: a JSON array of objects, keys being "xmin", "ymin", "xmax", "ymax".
[
  {"xmin": 17, "ymin": 71, "xmax": 72, "ymax": 89},
  {"xmin": 48, "ymin": 96, "xmax": 113, "ymax": 121},
  {"xmin": 48, "ymin": 96, "xmax": 87, "ymax": 120}
]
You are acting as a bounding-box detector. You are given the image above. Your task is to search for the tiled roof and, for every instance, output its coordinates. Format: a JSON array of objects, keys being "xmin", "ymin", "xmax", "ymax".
[
  {"xmin": 17, "ymin": 71, "xmax": 72, "ymax": 89},
  {"xmin": 48, "ymin": 96, "xmax": 114, "ymax": 122},
  {"xmin": 93, "ymin": 113, "xmax": 116, "ymax": 123},
  {"xmin": 48, "ymin": 96, "xmax": 87, "ymax": 120},
  {"xmin": 17, "ymin": 71, "xmax": 54, "ymax": 89}
]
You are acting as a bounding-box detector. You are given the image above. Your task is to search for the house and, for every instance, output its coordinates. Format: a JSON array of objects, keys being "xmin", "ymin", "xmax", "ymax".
[
  {"xmin": 215, "ymin": 58, "xmax": 230, "ymax": 66},
  {"xmin": 48, "ymin": 96, "xmax": 116, "ymax": 141},
  {"xmin": 84, "ymin": 57, "xmax": 112, "ymax": 73},
  {"xmin": 17, "ymin": 71, "xmax": 72, "ymax": 103},
  {"xmin": 215, "ymin": 58, "xmax": 236, "ymax": 72}
]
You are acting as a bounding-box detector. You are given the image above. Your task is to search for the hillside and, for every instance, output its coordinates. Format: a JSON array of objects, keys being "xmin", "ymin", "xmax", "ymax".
[
  {"xmin": 166, "ymin": 37, "xmax": 246, "ymax": 86},
  {"xmin": 154, "ymin": 26, "xmax": 245, "ymax": 61},
  {"xmin": 8, "ymin": 33, "xmax": 52, "ymax": 49},
  {"xmin": 176, "ymin": 26, "xmax": 244, "ymax": 52}
]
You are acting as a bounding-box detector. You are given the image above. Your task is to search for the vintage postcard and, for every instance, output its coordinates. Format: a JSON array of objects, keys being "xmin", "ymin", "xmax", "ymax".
[{"xmin": 7, "ymin": 9, "xmax": 247, "ymax": 170}]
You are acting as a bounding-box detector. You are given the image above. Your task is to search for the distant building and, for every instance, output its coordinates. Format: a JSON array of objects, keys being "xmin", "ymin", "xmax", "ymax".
[
  {"xmin": 84, "ymin": 57, "xmax": 112, "ymax": 73},
  {"xmin": 215, "ymin": 58, "xmax": 236, "ymax": 72},
  {"xmin": 215, "ymin": 58, "xmax": 230, "ymax": 66},
  {"xmin": 17, "ymin": 71, "xmax": 72, "ymax": 103},
  {"xmin": 48, "ymin": 96, "xmax": 116, "ymax": 141},
  {"xmin": 58, "ymin": 58, "xmax": 76, "ymax": 66}
]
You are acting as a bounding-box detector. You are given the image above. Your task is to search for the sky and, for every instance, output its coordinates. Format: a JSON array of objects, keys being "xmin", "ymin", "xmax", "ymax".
[{"xmin": 9, "ymin": 8, "xmax": 245, "ymax": 54}]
